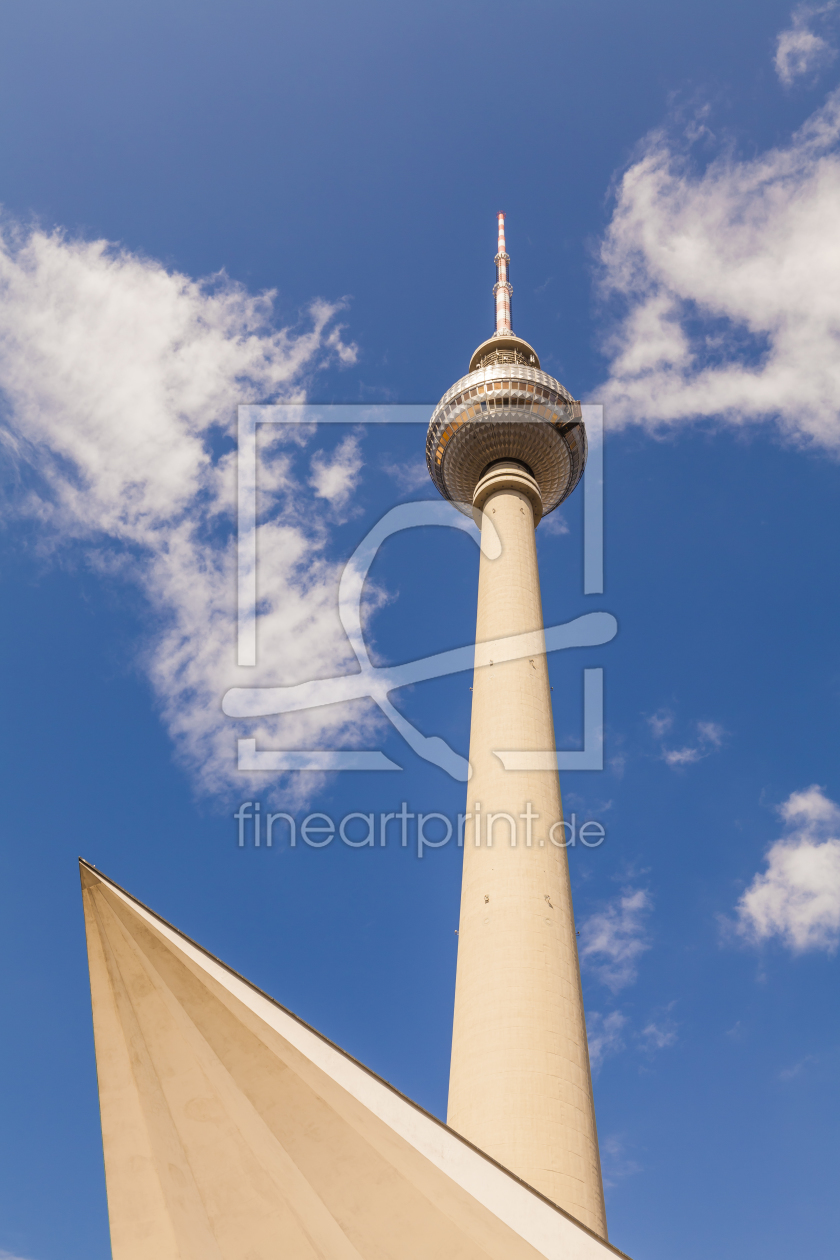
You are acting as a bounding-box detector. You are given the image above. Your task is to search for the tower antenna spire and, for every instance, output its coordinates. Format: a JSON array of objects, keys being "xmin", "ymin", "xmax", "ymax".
[{"xmin": 493, "ymin": 212, "xmax": 512, "ymax": 335}]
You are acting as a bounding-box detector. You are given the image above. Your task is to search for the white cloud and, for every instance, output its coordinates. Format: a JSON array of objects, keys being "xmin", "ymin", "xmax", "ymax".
[
  {"xmin": 579, "ymin": 887, "xmax": 652, "ymax": 992},
  {"xmin": 647, "ymin": 709, "xmax": 673, "ymax": 738},
  {"xmin": 779, "ymin": 1053, "xmax": 817, "ymax": 1079},
  {"xmin": 659, "ymin": 720, "xmax": 725, "ymax": 766},
  {"xmin": 586, "ymin": 1010, "xmax": 628, "ymax": 1074},
  {"xmin": 644, "ymin": 711, "xmax": 727, "ymax": 767},
  {"xmin": 309, "ymin": 432, "xmax": 363, "ymax": 510},
  {"xmin": 640, "ymin": 1019, "xmax": 678, "ymax": 1050},
  {"xmin": 663, "ymin": 746, "xmax": 703, "ymax": 767},
  {"xmin": 608, "ymin": 751, "xmax": 627, "ymax": 778},
  {"xmin": 696, "ymin": 720, "xmax": 725, "ymax": 746},
  {"xmin": 539, "ymin": 510, "xmax": 570, "ymax": 537},
  {"xmin": 736, "ymin": 785, "xmax": 840, "ymax": 952},
  {"xmin": 0, "ymin": 221, "xmax": 372, "ymax": 804},
  {"xmin": 380, "ymin": 457, "xmax": 431, "ymax": 493},
  {"xmin": 597, "ymin": 87, "xmax": 840, "ymax": 451},
  {"xmin": 780, "ymin": 782, "xmax": 840, "ymax": 826},
  {"xmin": 599, "ymin": 1133, "xmax": 642, "ymax": 1187},
  {"xmin": 775, "ymin": 4, "xmax": 837, "ymax": 86}
]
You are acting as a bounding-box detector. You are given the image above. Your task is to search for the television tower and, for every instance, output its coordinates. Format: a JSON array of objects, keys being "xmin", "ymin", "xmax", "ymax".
[{"xmin": 426, "ymin": 215, "xmax": 607, "ymax": 1238}]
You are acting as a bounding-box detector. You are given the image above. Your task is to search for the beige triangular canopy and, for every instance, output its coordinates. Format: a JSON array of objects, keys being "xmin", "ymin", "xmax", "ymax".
[{"xmin": 80, "ymin": 859, "xmax": 629, "ymax": 1260}]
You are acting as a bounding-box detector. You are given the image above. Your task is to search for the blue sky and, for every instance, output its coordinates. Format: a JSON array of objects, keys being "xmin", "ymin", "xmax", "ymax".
[{"xmin": 1, "ymin": 2, "xmax": 839, "ymax": 1258}]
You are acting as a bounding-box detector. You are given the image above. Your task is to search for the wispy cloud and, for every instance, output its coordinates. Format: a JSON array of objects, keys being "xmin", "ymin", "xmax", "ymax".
[
  {"xmin": 659, "ymin": 718, "xmax": 726, "ymax": 768},
  {"xmin": 608, "ymin": 752, "xmax": 627, "ymax": 778},
  {"xmin": 587, "ymin": 999, "xmax": 677, "ymax": 1074},
  {"xmin": 597, "ymin": 87, "xmax": 840, "ymax": 451},
  {"xmin": 640, "ymin": 1018, "xmax": 678, "ymax": 1050},
  {"xmin": 539, "ymin": 510, "xmax": 570, "ymax": 536},
  {"xmin": 662, "ymin": 746, "xmax": 703, "ymax": 766},
  {"xmin": 646, "ymin": 709, "xmax": 673, "ymax": 739},
  {"xmin": 380, "ymin": 457, "xmax": 431, "ymax": 493},
  {"xmin": 779, "ymin": 1053, "xmax": 818, "ymax": 1080},
  {"xmin": 579, "ymin": 887, "xmax": 652, "ymax": 992},
  {"xmin": 735, "ymin": 786, "xmax": 840, "ymax": 953},
  {"xmin": 586, "ymin": 1010, "xmax": 628, "ymax": 1073},
  {"xmin": 698, "ymin": 721, "xmax": 725, "ymax": 746},
  {"xmin": 775, "ymin": 4, "xmax": 837, "ymax": 86},
  {"xmin": 0, "ymin": 221, "xmax": 368, "ymax": 805},
  {"xmin": 599, "ymin": 1133, "xmax": 643, "ymax": 1187}
]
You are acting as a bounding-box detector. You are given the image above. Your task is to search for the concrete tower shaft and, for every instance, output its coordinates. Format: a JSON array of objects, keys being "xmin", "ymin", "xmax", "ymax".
[
  {"xmin": 428, "ymin": 220, "xmax": 607, "ymax": 1238},
  {"xmin": 449, "ymin": 461, "xmax": 607, "ymax": 1236}
]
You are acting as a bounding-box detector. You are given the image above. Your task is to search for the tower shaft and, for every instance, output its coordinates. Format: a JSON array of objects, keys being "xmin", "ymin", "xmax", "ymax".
[{"xmin": 447, "ymin": 463, "xmax": 607, "ymax": 1238}]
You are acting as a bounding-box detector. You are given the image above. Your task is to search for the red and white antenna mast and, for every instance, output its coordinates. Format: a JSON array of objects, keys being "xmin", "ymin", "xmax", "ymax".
[{"xmin": 493, "ymin": 212, "xmax": 513, "ymax": 334}]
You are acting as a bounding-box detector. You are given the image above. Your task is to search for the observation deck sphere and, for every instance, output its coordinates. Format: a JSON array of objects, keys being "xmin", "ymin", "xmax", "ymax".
[{"xmin": 426, "ymin": 336, "xmax": 587, "ymax": 520}]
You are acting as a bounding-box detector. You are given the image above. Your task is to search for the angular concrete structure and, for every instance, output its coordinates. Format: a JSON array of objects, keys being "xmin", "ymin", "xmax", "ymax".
[
  {"xmin": 427, "ymin": 216, "xmax": 606, "ymax": 1235},
  {"xmin": 80, "ymin": 859, "xmax": 628, "ymax": 1260}
]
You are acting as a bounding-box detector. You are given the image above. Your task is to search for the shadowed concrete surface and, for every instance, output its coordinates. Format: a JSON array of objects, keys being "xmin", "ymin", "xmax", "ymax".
[{"xmin": 80, "ymin": 859, "xmax": 629, "ymax": 1260}]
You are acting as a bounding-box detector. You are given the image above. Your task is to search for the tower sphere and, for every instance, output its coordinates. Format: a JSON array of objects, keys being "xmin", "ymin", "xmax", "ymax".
[{"xmin": 426, "ymin": 215, "xmax": 587, "ymax": 522}]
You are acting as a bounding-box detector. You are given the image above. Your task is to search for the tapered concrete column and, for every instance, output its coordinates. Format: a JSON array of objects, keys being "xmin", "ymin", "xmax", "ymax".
[{"xmin": 447, "ymin": 461, "xmax": 607, "ymax": 1239}]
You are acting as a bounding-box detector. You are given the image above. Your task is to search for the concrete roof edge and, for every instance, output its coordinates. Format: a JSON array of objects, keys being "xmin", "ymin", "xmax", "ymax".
[{"xmin": 76, "ymin": 858, "xmax": 632, "ymax": 1260}]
